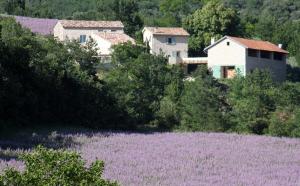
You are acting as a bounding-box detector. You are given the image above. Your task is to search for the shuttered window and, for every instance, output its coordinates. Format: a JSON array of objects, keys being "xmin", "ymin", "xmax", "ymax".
[{"xmin": 79, "ymin": 35, "xmax": 87, "ymax": 43}]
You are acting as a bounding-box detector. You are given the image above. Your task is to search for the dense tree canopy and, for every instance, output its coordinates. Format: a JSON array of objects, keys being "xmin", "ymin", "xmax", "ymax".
[
  {"xmin": 1, "ymin": 1, "xmax": 300, "ymax": 138},
  {"xmin": 183, "ymin": 1, "xmax": 241, "ymax": 56}
]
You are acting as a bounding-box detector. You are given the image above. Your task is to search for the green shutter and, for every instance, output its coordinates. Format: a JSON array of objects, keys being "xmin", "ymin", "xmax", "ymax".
[
  {"xmin": 212, "ymin": 66, "xmax": 221, "ymax": 79},
  {"xmin": 235, "ymin": 65, "xmax": 245, "ymax": 76}
]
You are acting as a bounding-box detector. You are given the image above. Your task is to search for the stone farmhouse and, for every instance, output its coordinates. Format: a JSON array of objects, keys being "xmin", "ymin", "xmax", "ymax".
[
  {"xmin": 10, "ymin": 15, "xmax": 288, "ymax": 81},
  {"xmin": 53, "ymin": 20, "xmax": 135, "ymax": 58},
  {"xmin": 142, "ymin": 27, "xmax": 189, "ymax": 65},
  {"xmin": 53, "ymin": 20, "xmax": 124, "ymax": 41}
]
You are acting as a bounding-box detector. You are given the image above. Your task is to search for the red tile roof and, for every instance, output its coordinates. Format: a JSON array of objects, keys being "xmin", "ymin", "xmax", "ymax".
[
  {"xmin": 59, "ymin": 20, "xmax": 124, "ymax": 29},
  {"xmin": 94, "ymin": 32, "xmax": 135, "ymax": 45},
  {"xmin": 144, "ymin": 27, "xmax": 189, "ymax": 36},
  {"xmin": 228, "ymin": 36, "xmax": 288, "ymax": 54}
]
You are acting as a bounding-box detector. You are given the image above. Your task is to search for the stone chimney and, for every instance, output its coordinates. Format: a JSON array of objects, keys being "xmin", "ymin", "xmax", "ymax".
[
  {"xmin": 211, "ymin": 37, "xmax": 215, "ymax": 45},
  {"xmin": 278, "ymin": 44, "xmax": 283, "ymax": 48}
]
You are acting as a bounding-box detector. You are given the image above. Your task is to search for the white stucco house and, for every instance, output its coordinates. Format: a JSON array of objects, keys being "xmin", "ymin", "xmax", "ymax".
[
  {"xmin": 142, "ymin": 27, "xmax": 189, "ymax": 64},
  {"xmin": 91, "ymin": 32, "xmax": 135, "ymax": 56},
  {"xmin": 53, "ymin": 20, "xmax": 124, "ymax": 42},
  {"xmin": 204, "ymin": 36, "xmax": 288, "ymax": 81}
]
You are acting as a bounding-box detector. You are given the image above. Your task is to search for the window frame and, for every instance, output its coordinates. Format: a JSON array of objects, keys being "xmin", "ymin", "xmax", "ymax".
[
  {"xmin": 79, "ymin": 35, "xmax": 87, "ymax": 43},
  {"xmin": 167, "ymin": 37, "xmax": 176, "ymax": 45},
  {"xmin": 260, "ymin": 50, "xmax": 272, "ymax": 59},
  {"xmin": 274, "ymin": 52, "xmax": 284, "ymax": 61},
  {"xmin": 248, "ymin": 49, "xmax": 259, "ymax": 58}
]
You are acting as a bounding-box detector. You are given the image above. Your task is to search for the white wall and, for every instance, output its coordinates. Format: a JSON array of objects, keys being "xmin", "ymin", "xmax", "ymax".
[
  {"xmin": 207, "ymin": 38, "xmax": 246, "ymax": 69},
  {"xmin": 53, "ymin": 22, "xmax": 65, "ymax": 41},
  {"xmin": 143, "ymin": 29, "xmax": 154, "ymax": 53},
  {"xmin": 152, "ymin": 35, "xmax": 188, "ymax": 58},
  {"xmin": 90, "ymin": 34, "xmax": 112, "ymax": 56},
  {"xmin": 143, "ymin": 29, "xmax": 188, "ymax": 64}
]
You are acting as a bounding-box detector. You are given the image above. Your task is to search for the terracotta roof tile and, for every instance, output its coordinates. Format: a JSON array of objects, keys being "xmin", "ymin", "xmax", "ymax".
[
  {"xmin": 228, "ymin": 36, "xmax": 288, "ymax": 54},
  {"xmin": 144, "ymin": 27, "xmax": 189, "ymax": 36},
  {"xmin": 59, "ymin": 20, "xmax": 124, "ymax": 29},
  {"xmin": 94, "ymin": 32, "xmax": 135, "ymax": 45}
]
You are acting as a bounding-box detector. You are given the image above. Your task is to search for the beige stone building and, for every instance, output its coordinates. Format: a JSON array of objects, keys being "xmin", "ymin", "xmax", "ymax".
[
  {"xmin": 142, "ymin": 27, "xmax": 189, "ymax": 64},
  {"xmin": 204, "ymin": 36, "xmax": 288, "ymax": 81},
  {"xmin": 91, "ymin": 32, "xmax": 135, "ymax": 56},
  {"xmin": 53, "ymin": 20, "xmax": 124, "ymax": 42}
]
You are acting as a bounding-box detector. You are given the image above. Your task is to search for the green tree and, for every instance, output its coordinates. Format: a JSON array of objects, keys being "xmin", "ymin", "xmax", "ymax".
[
  {"xmin": 180, "ymin": 67, "xmax": 226, "ymax": 131},
  {"xmin": 183, "ymin": 1, "xmax": 241, "ymax": 56},
  {"xmin": 97, "ymin": 0, "xmax": 143, "ymax": 36},
  {"xmin": 269, "ymin": 107, "xmax": 300, "ymax": 137},
  {"xmin": 106, "ymin": 43, "xmax": 180, "ymax": 127},
  {"xmin": 0, "ymin": 17, "xmax": 119, "ymax": 129},
  {"xmin": 159, "ymin": 0, "xmax": 202, "ymax": 26},
  {"xmin": 3, "ymin": 0, "xmax": 25, "ymax": 15},
  {"xmin": 0, "ymin": 146, "xmax": 118, "ymax": 186},
  {"xmin": 227, "ymin": 70, "xmax": 276, "ymax": 134},
  {"xmin": 156, "ymin": 65, "xmax": 184, "ymax": 129}
]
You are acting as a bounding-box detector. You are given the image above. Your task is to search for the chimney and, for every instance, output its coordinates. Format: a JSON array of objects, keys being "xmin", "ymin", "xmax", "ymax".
[
  {"xmin": 211, "ymin": 37, "xmax": 215, "ymax": 45},
  {"xmin": 278, "ymin": 44, "xmax": 283, "ymax": 48}
]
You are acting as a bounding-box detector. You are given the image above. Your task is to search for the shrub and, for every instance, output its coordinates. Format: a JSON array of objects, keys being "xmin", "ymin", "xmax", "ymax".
[
  {"xmin": 227, "ymin": 70, "xmax": 276, "ymax": 134},
  {"xmin": 179, "ymin": 67, "xmax": 227, "ymax": 131},
  {"xmin": 0, "ymin": 146, "xmax": 118, "ymax": 186},
  {"xmin": 269, "ymin": 107, "xmax": 300, "ymax": 137}
]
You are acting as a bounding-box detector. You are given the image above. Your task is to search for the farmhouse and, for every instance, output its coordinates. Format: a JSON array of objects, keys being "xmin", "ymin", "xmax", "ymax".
[
  {"xmin": 53, "ymin": 20, "xmax": 125, "ymax": 42},
  {"xmin": 143, "ymin": 27, "xmax": 189, "ymax": 64},
  {"xmin": 204, "ymin": 36, "xmax": 288, "ymax": 81}
]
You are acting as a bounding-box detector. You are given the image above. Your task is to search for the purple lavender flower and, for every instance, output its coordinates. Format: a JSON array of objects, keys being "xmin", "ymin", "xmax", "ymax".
[
  {"xmin": 2, "ymin": 132, "xmax": 300, "ymax": 186},
  {"xmin": 14, "ymin": 16, "xmax": 58, "ymax": 36}
]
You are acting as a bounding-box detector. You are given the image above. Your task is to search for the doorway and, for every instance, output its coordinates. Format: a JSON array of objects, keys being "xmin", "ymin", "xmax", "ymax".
[{"xmin": 222, "ymin": 66, "xmax": 236, "ymax": 79}]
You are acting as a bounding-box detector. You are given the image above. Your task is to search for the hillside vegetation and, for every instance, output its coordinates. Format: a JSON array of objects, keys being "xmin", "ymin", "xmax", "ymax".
[
  {"xmin": 1, "ymin": 0, "xmax": 300, "ymax": 59},
  {"xmin": 1, "ymin": 1, "xmax": 300, "ymax": 138}
]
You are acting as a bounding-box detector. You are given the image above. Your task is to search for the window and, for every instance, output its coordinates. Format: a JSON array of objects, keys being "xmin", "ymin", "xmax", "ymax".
[
  {"xmin": 248, "ymin": 49, "xmax": 259, "ymax": 57},
  {"xmin": 176, "ymin": 51, "xmax": 181, "ymax": 57},
  {"xmin": 167, "ymin": 37, "xmax": 176, "ymax": 45},
  {"xmin": 227, "ymin": 42, "xmax": 230, "ymax": 46},
  {"xmin": 79, "ymin": 35, "xmax": 87, "ymax": 43},
  {"xmin": 260, "ymin": 51, "xmax": 271, "ymax": 59},
  {"xmin": 274, "ymin": 52, "xmax": 284, "ymax": 61}
]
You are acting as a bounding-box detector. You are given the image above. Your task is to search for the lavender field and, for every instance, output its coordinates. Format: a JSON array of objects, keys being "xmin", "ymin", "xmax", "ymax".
[{"xmin": 1, "ymin": 132, "xmax": 300, "ymax": 186}]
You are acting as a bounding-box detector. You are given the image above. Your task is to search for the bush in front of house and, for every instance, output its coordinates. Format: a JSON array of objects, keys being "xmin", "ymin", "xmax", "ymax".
[
  {"xmin": 179, "ymin": 67, "xmax": 228, "ymax": 132},
  {"xmin": 269, "ymin": 107, "xmax": 300, "ymax": 137},
  {"xmin": 0, "ymin": 146, "xmax": 118, "ymax": 186}
]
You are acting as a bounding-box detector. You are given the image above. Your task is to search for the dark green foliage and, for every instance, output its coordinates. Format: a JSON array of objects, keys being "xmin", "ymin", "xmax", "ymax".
[
  {"xmin": 227, "ymin": 70, "xmax": 276, "ymax": 134},
  {"xmin": 0, "ymin": 146, "xmax": 118, "ymax": 186},
  {"xmin": 183, "ymin": 1, "xmax": 242, "ymax": 56},
  {"xmin": 0, "ymin": 18, "xmax": 119, "ymax": 128},
  {"xmin": 180, "ymin": 67, "xmax": 227, "ymax": 132},
  {"xmin": 155, "ymin": 65, "xmax": 184, "ymax": 129},
  {"xmin": 107, "ymin": 43, "xmax": 183, "ymax": 127},
  {"xmin": 269, "ymin": 107, "xmax": 300, "ymax": 137},
  {"xmin": 97, "ymin": 0, "xmax": 143, "ymax": 36}
]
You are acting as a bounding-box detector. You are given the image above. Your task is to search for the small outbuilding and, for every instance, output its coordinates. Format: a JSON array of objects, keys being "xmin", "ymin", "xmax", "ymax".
[{"xmin": 204, "ymin": 36, "xmax": 288, "ymax": 81}]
